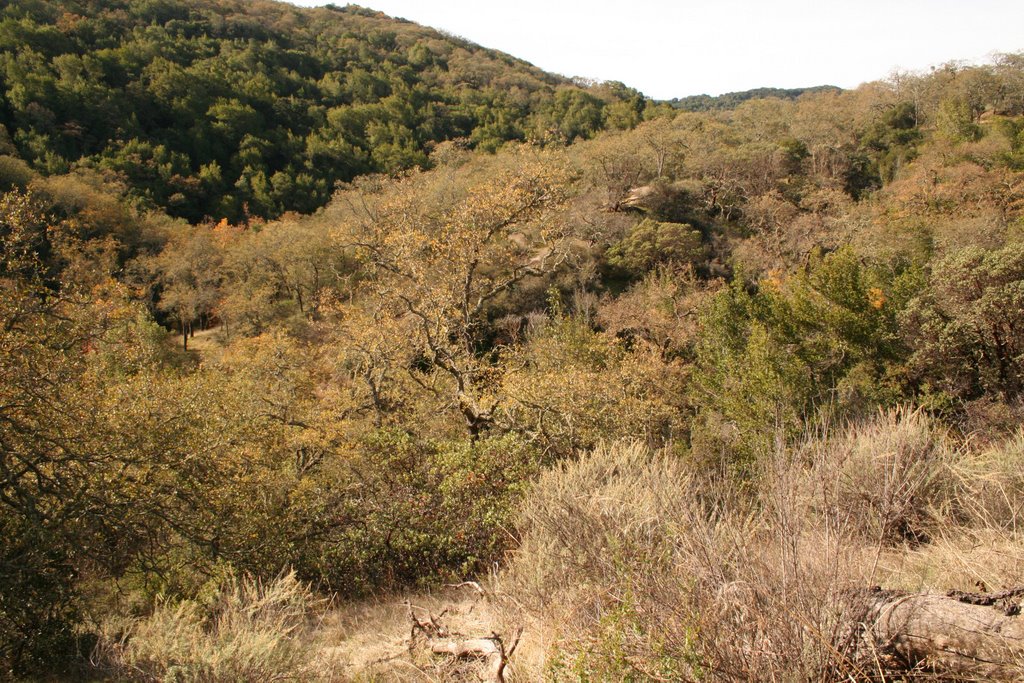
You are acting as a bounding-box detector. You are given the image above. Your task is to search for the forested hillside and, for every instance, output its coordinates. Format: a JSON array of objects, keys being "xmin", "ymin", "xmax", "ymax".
[
  {"xmin": 3, "ymin": 0, "xmax": 1024, "ymax": 678},
  {"xmin": 0, "ymin": 0, "xmax": 650, "ymax": 222},
  {"xmin": 670, "ymin": 84, "xmax": 842, "ymax": 111}
]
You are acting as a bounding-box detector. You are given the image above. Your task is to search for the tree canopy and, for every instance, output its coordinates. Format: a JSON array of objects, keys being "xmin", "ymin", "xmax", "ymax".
[{"xmin": 0, "ymin": 0, "xmax": 658, "ymax": 223}]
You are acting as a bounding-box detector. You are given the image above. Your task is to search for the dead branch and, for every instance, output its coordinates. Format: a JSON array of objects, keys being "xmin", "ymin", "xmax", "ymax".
[
  {"xmin": 445, "ymin": 580, "xmax": 489, "ymax": 600},
  {"xmin": 407, "ymin": 602, "xmax": 522, "ymax": 682}
]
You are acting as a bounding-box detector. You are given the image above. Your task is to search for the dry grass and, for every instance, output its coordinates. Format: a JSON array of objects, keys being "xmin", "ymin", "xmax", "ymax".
[
  {"xmin": 952, "ymin": 431, "xmax": 1024, "ymax": 532},
  {"xmin": 789, "ymin": 407, "xmax": 956, "ymax": 546},
  {"xmin": 94, "ymin": 573, "xmax": 518, "ymax": 681},
  {"xmin": 184, "ymin": 325, "xmax": 228, "ymax": 363},
  {"xmin": 496, "ymin": 411, "xmax": 1024, "ymax": 681},
  {"xmin": 94, "ymin": 571, "xmax": 335, "ymax": 682}
]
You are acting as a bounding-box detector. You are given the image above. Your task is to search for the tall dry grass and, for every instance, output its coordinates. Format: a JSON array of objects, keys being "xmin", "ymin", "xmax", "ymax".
[
  {"xmin": 499, "ymin": 409, "xmax": 1024, "ymax": 681},
  {"xmin": 94, "ymin": 571, "xmax": 333, "ymax": 682}
]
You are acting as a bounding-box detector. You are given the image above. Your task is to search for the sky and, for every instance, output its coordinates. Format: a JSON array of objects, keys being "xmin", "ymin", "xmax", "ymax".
[{"xmin": 284, "ymin": 1, "xmax": 1024, "ymax": 100}]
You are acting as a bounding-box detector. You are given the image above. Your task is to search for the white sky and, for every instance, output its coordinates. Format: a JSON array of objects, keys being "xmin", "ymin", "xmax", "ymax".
[{"xmin": 285, "ymin": 0, "xmax": 1024, "ymax": 100}]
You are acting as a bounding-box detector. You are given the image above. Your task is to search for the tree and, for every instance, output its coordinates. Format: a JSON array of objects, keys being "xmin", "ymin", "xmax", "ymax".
[
  {"xmin": 848, "ymin": 101, "xmax": 922, "ymax": 195},
  {"xmin": 903, "ymin": 243, "xmax": 1024, "ymax": 402},
  {"xmin": 0, "ymin": 189, "xmax": 175, "ymax": 672},
  {"xmin": 0, "ymin": 0, "xmax": 630, "ymax": 222},
  {"xmin": 333, "ymin": 150, "xmax": 573, "ymax": 436},
  {"xmin": 145, "ymin": 224, "xmax": 222, "ymax": 349},
  {"xmin": 535, "ymin": 88, "xmax": 606, "ymax": 143},
  {"xmin": 500, "ymin": 308, "xmax": 691, "ymax": 457}
]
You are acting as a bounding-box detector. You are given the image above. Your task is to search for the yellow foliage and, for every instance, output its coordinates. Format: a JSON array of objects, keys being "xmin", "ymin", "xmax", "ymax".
[{"xmin": 868, "ymin": 286, "xmax": 887, "ymax": 309}]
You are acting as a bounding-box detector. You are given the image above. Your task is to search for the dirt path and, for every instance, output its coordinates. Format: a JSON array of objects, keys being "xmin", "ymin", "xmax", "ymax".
[
  {"xmin": 316, "ymin": 586, "xmax": 526, "ymax": 681},
  {"xmin": 184, "ymin": 325, "xmax": 225, "ymax": 363}
]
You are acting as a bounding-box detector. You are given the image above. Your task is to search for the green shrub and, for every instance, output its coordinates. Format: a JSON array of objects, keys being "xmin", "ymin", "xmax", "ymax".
[
  {"xmin": 0, "ymin": 514, "xmax": 82, "ymax": 678},
  {"xmin": 300, "ymin": 431, "xmax": 541, "ymax": 595},
  {"xmin": 606, "ymin": 218, "xmax": 705, "ymax": 278},
  {"xmin": 691, "ymin": 248, "xmax": 914, "ymax": 469},
  {"xmin": 902, "ymin": 242, "xmax": 1024, "ymax": 402}
]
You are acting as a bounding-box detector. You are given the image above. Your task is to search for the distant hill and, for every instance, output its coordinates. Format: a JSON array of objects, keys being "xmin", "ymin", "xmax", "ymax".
[
  {"xmin": 0, "ymin": 0, "xmax": 650, "ymax": 221},
  {"xmin": 669, "ymin": 85, "xmax": 843, "ymax": 111}
]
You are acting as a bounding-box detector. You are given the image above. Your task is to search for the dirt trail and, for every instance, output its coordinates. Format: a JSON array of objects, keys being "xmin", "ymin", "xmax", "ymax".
[{"xmin": 184, "ymin": 325, "xmax": 225, "ymax": 363}]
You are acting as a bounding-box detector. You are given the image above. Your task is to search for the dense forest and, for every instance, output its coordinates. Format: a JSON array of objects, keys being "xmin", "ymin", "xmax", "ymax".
[
  {"xmin": 0, "ymin": 0, "xmax": 653, "ymax": 222},
  {"xmin": 3, "ymin": 0, "xmax": 1024, "ymax": 680}
]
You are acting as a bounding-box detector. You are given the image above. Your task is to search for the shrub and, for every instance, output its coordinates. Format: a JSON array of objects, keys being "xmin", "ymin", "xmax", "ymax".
[
  {"xmin": 691, "ymin": 248, "xmax": 913, "ymax": 470},
  {"xmin": 501, "ymin": 315, "xmax": 691, "ymax": 458},
  {"xmin": 300, "ymin": 431, "xmax": 541, "ymax": 595},
  {"xmin": 605, "ymin": 218, "xmax": 706, "ymax": 278},
  {"xmin": 0, "ymin": 514, "xmax": 82, "ymax": 678},
  {"xmin": 0, "ymin": 155, "xmax": 35, "ymax": 191},
  {"xmin": 502, "ymin": 414, "xmax": 966, "ymax": 681}
]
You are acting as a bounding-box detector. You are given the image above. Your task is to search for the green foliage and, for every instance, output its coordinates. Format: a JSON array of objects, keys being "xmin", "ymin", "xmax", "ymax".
[
  {"xmin": 502, "ymin": 312, "xmax": 691, "ymax": 458},
  {"xmin": 847, "ymin": 101, "xmax": 922, "ymax": 196},
  {"xmin": 937, "ymin": 96, "xmax": 983, "ymax": 142},
  {"xmin": 303, "ymin": 431, "xmax": 541, "ymax": 595},
  {"xmin": 996, "ymin": 115, "xmax": 1024, "ymax": 169},
  {"xmin": 0, "ymin": 0, "xmax": 645, "ymax": 223},
  {"xmin": 691, "ymin": 249, "xmax": 914, "ymax": 467},
  {"xmin": 547, "ymin": 593, "xmax": 699, "ymax": 682},
  {"xmin": 606, "ymin": 218, "xmax": 705, "ymax": 278},
  {"xmin": 0, "ymin": 513, "xmax": 82, "ymax": 678},
  {"xmin": 536, "ymin": 88, "xmax": 607, "ymax": 143},
  {"xmin": 671, "ymin": 85, "xmax": 843, "ymax": 112},
  {"xmin": 903, "ymin": 243, "xmax": 1024, "ymax": 402}
]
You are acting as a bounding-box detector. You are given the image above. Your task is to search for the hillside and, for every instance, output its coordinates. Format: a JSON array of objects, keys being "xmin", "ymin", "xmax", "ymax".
[
  {"xmin": 3, "ymin": 3, "xmax": 1024, "ymax": 678},
  {"xmin": 0, "ymin": 0, "xmax": 650, "ymax": 222},
  {"xmin": 670, "ymin": 84, "xmax": 843, "ymax": 111}
]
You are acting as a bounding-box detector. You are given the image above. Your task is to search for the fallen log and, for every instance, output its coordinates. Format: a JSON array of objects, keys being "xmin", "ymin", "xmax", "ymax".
[
  {"xmin": 407, "ymin": 600, "xmax": 522, "ymax": 683},
  {"xmin": 615, "ymin": 184, "xmax": 654, "ymax": 212},
  {"xmin": 863, "ymin": 586, "xmax": 1024, "ymax": 679},
  {"xmin": 428, "ymin": 631, "xmax": 522, "ymax": 682}
]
